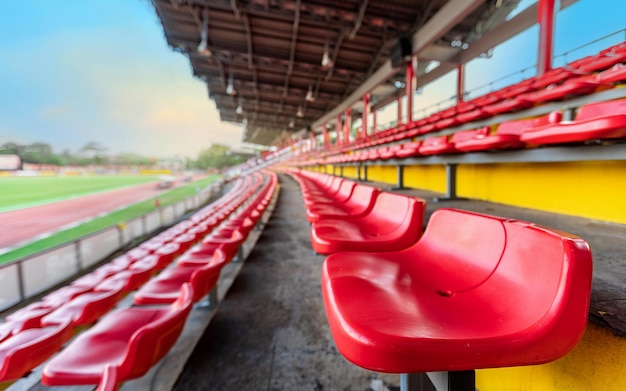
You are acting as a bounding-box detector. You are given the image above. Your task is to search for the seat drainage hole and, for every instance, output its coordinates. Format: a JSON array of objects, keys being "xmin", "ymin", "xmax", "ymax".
[{"xmin": 436, "ymin": 290, "xmax": 454, "ymax": 297}]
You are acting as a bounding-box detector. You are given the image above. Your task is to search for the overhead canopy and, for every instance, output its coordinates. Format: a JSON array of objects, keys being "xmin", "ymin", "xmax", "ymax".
[{"xmin": 152, "ymin": 0, "xmax": 575, "ymax": 145}]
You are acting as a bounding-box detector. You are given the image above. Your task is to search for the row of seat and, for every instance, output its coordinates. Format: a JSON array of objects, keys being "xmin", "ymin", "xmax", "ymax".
[
  {"xmin": 285, "ymin": 41, "xmax": 626, "ymax": 166},
  {"xmin": 0, "ymin": 171, "xmax": 277, "ymax": 389},
  {"xmin": 306, "ymin": 95, "xmax": 626, "ymax": 164},
  {"xmin": 285, "ymin": 169, "xmax": 593, "ymax": 379},
  {"xmin": 287, "ymin": 169, "xmax": 425, "ymax": 255}
]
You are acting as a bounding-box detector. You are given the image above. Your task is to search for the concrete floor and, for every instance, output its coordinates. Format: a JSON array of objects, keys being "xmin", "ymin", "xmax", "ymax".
[{"xmin": 173, "ymin": 175, "xmax": 399, "ymax": 391}]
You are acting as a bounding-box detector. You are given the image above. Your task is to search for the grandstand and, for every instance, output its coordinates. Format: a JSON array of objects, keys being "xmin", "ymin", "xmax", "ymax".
[{"xmin": 1, "ymin": 0, "xmax": 626, "ymax": 390}]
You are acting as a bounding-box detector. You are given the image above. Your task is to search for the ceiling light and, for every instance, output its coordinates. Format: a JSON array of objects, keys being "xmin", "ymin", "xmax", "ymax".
[
  {"xmin": 226, "ymin": 64, "xmax": 236, "ymax": 95},
  {"xmin": 296, "ymin": 105, "xmax": 304, "ymax": 118},
  {"xmin": 321, "ymin": 37, "xmax": 333, "ymax": 68},
  {"xmin": 305, "ymin": 85, "xmax": 315, "ymax": 102},
  {"xmin": 236, "ymin": 105, "xmax": 243, "ymax": 114},
  {"xmin": 197, "ymin": 9, "xmax": 212, "ymax": 57},
  {"xmin": 394, "ymin": 80, "xmax": 405, "ymax": 89},
  {"xmin": 321, "ymin": 50, "xmax": 332, "ymax": 68},
  {"xmin": 289, "ymin": 120, "xmax": 295, "ymax": 128}
]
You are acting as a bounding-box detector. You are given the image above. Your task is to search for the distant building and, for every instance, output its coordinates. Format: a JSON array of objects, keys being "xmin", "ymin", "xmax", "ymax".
[{"xmin": 0, "ymin": 154, "xmax": 21, "ymax": 171}]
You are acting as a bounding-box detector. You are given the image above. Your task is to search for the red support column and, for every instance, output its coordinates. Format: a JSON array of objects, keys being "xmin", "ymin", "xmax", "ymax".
[
  {"xmin": 322, "ymin": 122, "xmax": 329, "ymax": 148},
  {"xmin": 372, "ymin": 111, "xmax": 377, "ymax": 134},
  {"xmin": 538, "ymin": 0, "xmax": 556, "ymax": 76},
  {"xmin": 344, "ymin": 107, "xmax": 352, "ymax": 145},
  {"xmin": 405, "ymin": 60, "xmax": 414, "ymax": 123},
  {"xmin": 397, "ymin": 97, "xmax": 403, "ymax": 126},
  {"xmin": 457, "ymin": 64, "xmax": 465, "ymax": 102},
  {"xmin": 336, "ymin": 114, "xmax": 342, "ymax": 145},
  {"xmin": 362, "ymin": 93, "xmax": 371, "ymax": 139}
]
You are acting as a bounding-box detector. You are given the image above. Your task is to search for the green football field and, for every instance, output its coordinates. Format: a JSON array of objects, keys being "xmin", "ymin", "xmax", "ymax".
[
  {"xmin": 0, "ymin": 175, "xmax": 160, "ymax": 212},
  {"xmin": 0, "ymin": 174, "xmax": 220, "ymax": 264}
]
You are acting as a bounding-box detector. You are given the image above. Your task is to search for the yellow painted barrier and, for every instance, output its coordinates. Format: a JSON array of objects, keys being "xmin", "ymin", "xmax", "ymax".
[
  {"xmin": 365, "ymin": 165, "xmax": 397, "ymax": 185},
  {"xmin": 403, "ymin": 165, "xmax": 447, "ymax": 193},
  {"xmin": 457, "ymin": 161, "xmax": 626, "ymax": 224},
  {"xmin": 477, "ymin": 322, "xmax": 626, "ymax": 391},
  {"xmin": 341, "ymin": 166, "xmax": 359, "ymax": 179}
]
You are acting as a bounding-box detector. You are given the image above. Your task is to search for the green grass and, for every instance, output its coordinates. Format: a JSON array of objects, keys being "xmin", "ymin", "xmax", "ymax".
[
  {"xmin": 0, "ymin": 175, "xmax": 161, "ymax": 212},
  {"xmin": 0, "ymin": 175, "xmax": 220, "ymax": 264}
]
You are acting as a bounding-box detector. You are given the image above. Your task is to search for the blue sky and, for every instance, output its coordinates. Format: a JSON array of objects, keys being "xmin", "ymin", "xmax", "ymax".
[
  {"xmin": 0, "ymin": 1, "xmax": 625, "ymax": 156},
  {"xmin": 0, "ymin": 0, "xmax": 243, "ymax": 158}
]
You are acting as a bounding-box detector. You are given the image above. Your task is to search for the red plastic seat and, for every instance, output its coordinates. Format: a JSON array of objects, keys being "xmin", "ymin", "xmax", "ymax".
[
  {"xmin": 322, "ymin": 208, "xmax": 592, "ymax": 373},
  {"xmin": 304, "ymin": 180, "xmax": 356, "ymax": 207},
  {"xmin": 42, "ymin": 284, "xmax": 193, "ymax": 386},
  {"xmin": 597, "ymin": 63, "xmax": 626, "ymax": 84},
  {"xmin": 521, "ymin": 98, "xmax": 626, "ymax": 145},
  {"xmin": 0, "ymin": 322, "xmax": 71, "ymax": 382},
  {"xmin": 449, "ymin": 126, "xmax": 490, "ymax": 148},
  {"xmin": 133, "ymin": 249, "xmax": 225, "ymax": 304},
  {"xmin": 41, "ymin": 279, "xmax": 126, "ymax": 328},
  {"xmin": 455, "ymin": 112, "xmax": 562, "ymax": 152},
  {"xmin": 524, "ymin": 73, "xmax": 612, "ymax": 104},
  {"xmin": 310, "ymin": 193, "xmax": 425, "ymax": 254},
  {"xmin": 394, "ymin": 141, "xmax": 422, "ymax": 159},
  {"xmin": 418, "ymin": 135, "xmax": 458, "ymax": 155},
  {"xmin": 95, "ymin": 365, "xmax": 119, "ymax": 391},
  {"xmin": 305, "ymin": 184, "xmax": 381, "ymax": 224}
]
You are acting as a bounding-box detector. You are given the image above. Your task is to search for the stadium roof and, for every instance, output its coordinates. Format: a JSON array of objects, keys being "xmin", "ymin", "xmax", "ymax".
[{"xmin": 152, "ymin": 0, "xmax": 576, "ymax": 145}]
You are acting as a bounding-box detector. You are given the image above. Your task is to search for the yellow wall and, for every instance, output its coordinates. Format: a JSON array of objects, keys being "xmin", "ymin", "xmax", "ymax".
[
  {"xmin": 457, "ymin": 161, "xmax": 626, "ymax": 224},
  {"xmin": 341, "ymin": 166, "xmax": 359, "ymax": 179},
  {"xmin": 365, "ymin": 165, "xmax": 397, "ymax": 185},
  {"xmin": 403, "ymin": 165, "xmax": 447, "ymax": 193},
  {"xmin": 477, "ymin": 322, "xmax": 626, "ymax": 391}
]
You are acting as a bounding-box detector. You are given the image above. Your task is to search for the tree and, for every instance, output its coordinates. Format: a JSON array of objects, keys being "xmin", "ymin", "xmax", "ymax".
[{"xmin": 195, "ymin": 144, "xmax": 243, "ymax": 169}]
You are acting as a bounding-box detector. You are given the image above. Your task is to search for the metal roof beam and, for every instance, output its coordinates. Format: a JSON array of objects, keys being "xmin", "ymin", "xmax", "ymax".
[
  {"xmin": 349, "ymin": 0, "xmax": 369, "ymax": 39},
  {"xmin": 312, "ymin": 0, "xmax": 484, "ymax": 129},
  {"xmin": 416, "ymin": 0, "xmax": 578, "ymax": 89},
  {"xmin": 411, "ymin": 0, "xmax": 485, "ymax": 54}
]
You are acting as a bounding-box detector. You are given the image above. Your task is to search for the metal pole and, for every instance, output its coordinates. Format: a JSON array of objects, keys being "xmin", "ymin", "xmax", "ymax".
[{"xmin": 537, "ymin": 0, "xmax": 557, "ymax": 76}]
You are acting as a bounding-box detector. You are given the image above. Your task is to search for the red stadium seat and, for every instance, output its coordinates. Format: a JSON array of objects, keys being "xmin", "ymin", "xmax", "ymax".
[
  {"xmin": 41, "ymin": 279, "xmax": 126, "ymax": 328},
  {"xmin": 42, "ymin": 284, "xmax": 193, "ymax": 386},
  {"xmin": 455, "ymin": 112, "xmax": 562, "ymax": 152},
  {"xmin": 322, "ymin": 208, "xmax": 592, "ymax": 373},
  {"xmin": 524, "ymin": 73, "xmax": 612, "ymax": 104},
  {"xmin": 394, "ymin": 141, "xmax": 422, "ymax": 159},
  {"xmin": 418, "ymin": 135, "xmax": 458, "ymax": 155},
  {"xmin": 133, "ymin": 249, "xmax": 225, "ymax": 304},
  {"xmin": 95, "ymin": 365, "xmax": 119, "ymax": 391},
  {"xmin": 521, "ymin": 98, "xmax": 626, "ymax": 145},
  {"xmin": 597, "ymin": 63, "xmax": 626, "ymax": 84},
  {"xmin": 305, "ymin": 184, "xmax": 381, "ymax": 224},
  {"xmin": 310, "ymin": 193, "xmax": 425, "ymax": 254},
  {"xmin": 0, "ymin": 322, "xmax": 71, "ymax": 382}
]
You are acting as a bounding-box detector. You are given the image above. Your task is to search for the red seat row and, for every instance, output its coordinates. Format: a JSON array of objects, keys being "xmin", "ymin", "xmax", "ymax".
[
  {"xmin": 288, "ymin": 170, "xmax": 426, "ymax": 255},
  {"xmin": 282, "ymin": 169, "xmax": 593, "ymax": 378},
  {"xmin": 0, "ymin": 171, "xmax": 278, "ymax": 388},
  {"xmin": 321, "ymin": 208, "xmax": 593, "ymax": 374},
  {"xmin": 284, "ymin": 41, "xmax": 626, "ymax": 168},
  {"xmin": 317, "ymin": 95, "xmax": 626, "ymax": 163}
]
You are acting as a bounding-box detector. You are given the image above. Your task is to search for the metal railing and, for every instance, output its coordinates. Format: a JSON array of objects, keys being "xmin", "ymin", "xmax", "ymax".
[{"xmin": 0, "ymin": 181, "xmax": 223, "ymax": 312}]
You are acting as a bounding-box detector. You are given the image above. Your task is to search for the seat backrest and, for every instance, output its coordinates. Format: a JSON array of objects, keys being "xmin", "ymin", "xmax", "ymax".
[
  {"xmin": 412, "ymin": 209, "xmax": 508, "ymax": 294},
  {"xmin": 451, "ymin": 127, "xmax": 490, "ymax": 144},
  {"xmin": 121, "ymin": 284, "xmax": 193, "ymax": 380},
  {"xmin": 344, "ymin": 185, "xmax": 381, "ymax": 214},
  {"xmin": 421, "ymin": 135, "xmax": 449, "ymax": 148},
  {"xmin": 574, "ymin": 98, "xmax": 626, "ymax": 122},
  {"xmin": 189, "ymin": 251, "xmax": 224, "ymax": 301},
  {"xmin": 95, "ymin": 365, "xmax": 119, "ymax": 391},
  {"xmin": 365, "ymin": 193, "xmax": 425, "ymax": 241},
  {"xmin": 497, "ymin": 111, "xmax": 562, "ymax": 136},
  {"xmin": 411, "ymin": 208, "xmax": 592, "ymax": 335}
]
